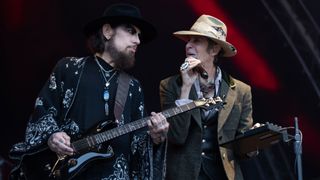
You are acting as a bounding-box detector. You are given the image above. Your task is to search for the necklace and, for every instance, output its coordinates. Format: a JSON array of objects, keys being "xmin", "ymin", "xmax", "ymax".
[
  {"xmin": 95, "ymin": 56, "xmax": 115, "ymax": 75},
  {"xmin": 96, "ymin": 62, "xmax": 114, "ymax": 74},
  {"xmin": 94, "ymin": 56, "xmax": 117, "ymax": 117}
]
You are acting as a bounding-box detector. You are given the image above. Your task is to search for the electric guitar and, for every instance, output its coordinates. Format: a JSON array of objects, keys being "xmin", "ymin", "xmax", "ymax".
[{"xmin": 14, "ymin": 97, "xmax": 223, "ymax": 180}]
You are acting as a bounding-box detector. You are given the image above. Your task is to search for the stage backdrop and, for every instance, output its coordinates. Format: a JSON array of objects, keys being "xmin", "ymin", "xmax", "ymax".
[{"xmin": 1, "ymin": 0, "xmax": 319, "ymax": 179}]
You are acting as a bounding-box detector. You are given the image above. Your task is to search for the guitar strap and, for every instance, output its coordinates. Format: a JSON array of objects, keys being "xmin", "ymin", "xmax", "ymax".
[{"xmin": 114, "ymin": 71, "xmax": 131, "ymax": 122}]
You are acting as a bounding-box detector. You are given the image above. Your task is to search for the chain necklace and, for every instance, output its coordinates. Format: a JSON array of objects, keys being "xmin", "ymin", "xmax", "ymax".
[
  {"xmin": 94, "ymin": 56, "xmax": 117, "ymax": 117},
  {"xmin": 95, "ymin": 59, "xmax": 114, "ymax": 74}
]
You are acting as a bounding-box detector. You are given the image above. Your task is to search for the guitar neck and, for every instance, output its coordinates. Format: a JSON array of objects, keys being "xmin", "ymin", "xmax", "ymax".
[{"xmin": 72, "ymin": 101, "xmax": 197, "ymax": 152}]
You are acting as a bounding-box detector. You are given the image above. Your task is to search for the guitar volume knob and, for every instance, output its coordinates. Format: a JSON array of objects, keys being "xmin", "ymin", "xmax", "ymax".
[
  {"xmin": 68, "ymin": 158, "xmax": 78, "ymax": 166},
  {"xmin": 44, "ymin": 164, "xmax": 52, "ymax": 171}
]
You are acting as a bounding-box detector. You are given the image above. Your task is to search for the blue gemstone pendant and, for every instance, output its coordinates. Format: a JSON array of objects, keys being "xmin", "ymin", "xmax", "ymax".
[
  {"xmin": 103, "ymin": 89, "xmax": 110, "ymax": 116},
  {"xmin": 104, "ymin": 102, "xmax": 109, "ymax": 116},
  {"xmin": 103, "ymin": 90, "xmax": 110, "ymax": 101}
]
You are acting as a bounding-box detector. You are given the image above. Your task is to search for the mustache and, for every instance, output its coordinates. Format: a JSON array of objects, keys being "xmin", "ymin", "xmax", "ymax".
[{"xmin": 128, "ymin": 45, "xmax": 138, "ymax": 52}]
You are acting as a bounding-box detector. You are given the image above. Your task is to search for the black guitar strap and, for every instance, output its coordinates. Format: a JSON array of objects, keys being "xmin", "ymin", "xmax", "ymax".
[{"xmin": 114, "ymin": 71, "xmax": 131, "ymax": 122}]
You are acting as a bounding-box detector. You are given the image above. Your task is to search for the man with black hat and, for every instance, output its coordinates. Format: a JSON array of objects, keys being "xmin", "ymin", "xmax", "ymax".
[
  {"xmin": 9, "ymin": 3, "xmax": 168, "ymax": 180},
  {"xmin": 160, "ymin": 15, "xmax": 254, "ymax": 180}
]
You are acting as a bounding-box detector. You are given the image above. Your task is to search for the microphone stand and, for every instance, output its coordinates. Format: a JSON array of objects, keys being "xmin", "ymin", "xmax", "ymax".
[{"xmin": 294, "ymin": 117, "xmax": 303, "ymax": 180}]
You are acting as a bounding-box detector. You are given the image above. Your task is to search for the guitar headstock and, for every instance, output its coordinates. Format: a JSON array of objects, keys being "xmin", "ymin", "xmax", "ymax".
[{"xmin": 193, "ymin": 96, "xmax": 224, "ymax": 108}]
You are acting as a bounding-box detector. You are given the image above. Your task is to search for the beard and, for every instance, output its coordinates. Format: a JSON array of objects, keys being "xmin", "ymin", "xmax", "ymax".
[{"xmin": 105, "ymin": 37, "xmax": 135, "ymax": 70}]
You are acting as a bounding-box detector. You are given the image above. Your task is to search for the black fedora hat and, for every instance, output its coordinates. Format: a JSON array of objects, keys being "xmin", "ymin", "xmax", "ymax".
[{"xmin": 83, "ymin": 3, "xmax": 156, "ymax": 43}]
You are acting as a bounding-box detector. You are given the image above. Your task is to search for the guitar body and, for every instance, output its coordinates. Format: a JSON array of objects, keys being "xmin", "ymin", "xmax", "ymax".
[
  {"xmin": 14, "ymin": 143, "xmax": 114, "ymax": 180},
  {"xmin": 16, "ymin": 148, "xmax": 58, "ymax": 180},
  {"xmin": 14, "ymin": 121, "xmax": 116, "ymax": 180},
  {"xmin": 61, "ymin": 145, "xmax": 114, "ymax": 179}
]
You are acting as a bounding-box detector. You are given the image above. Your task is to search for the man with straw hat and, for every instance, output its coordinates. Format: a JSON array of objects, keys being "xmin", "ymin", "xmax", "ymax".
[
  {"xmin": 160, "ymin": 15, "xmax": 253, "ymax": 180},
  {"xmin": 9, "ymin": 3, "xmax": 168, "ymax": 180}
]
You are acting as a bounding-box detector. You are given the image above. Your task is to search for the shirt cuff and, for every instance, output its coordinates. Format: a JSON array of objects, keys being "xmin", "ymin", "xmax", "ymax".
[{"xmin": 175, "ymin": 99, "xmax": 193, "ymax": 106}]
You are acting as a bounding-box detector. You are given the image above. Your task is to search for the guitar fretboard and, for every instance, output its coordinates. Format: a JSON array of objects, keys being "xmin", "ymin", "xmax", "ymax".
[
  {"xmin": 71, "ymin": 97, "xmax": 223, "ymax": 152},
  {"xmin": 71, "ymin": 101, "xmax": 197, "ymax": 152}
]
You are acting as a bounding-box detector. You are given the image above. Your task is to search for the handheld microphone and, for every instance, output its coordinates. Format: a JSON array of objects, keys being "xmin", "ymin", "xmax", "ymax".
[
  {"xmin": 182, "ymin": 55, "xmax": 208, "ymax": 79},
  {"xmin": 193, "ymin": 66, "xmax": 208, "ymax": 79}
]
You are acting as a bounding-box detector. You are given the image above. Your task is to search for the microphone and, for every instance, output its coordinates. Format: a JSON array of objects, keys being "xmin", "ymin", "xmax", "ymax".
[
  {"xmin": 193, "ymin": 66, "xmax": 208, "ymax": 79},
  {"xmin": 181, "ymin": 56, "xmax": 208, "ymax": 79}
]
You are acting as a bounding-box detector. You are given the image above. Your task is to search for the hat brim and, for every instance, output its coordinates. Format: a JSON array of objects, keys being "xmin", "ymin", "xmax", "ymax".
[
  {"xmin": 84, "ymin": 16, "xmax": 157, "ymax": 43},
  {"xmin": 173, "ymin": 30, "xmax": 237, "ymax": 57}
]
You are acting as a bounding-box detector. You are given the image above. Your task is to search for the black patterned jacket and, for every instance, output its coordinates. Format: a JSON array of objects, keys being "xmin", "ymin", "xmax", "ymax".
[{"xmin": 9, "ymin": 56, "xmax": 166, "ymax": 180}]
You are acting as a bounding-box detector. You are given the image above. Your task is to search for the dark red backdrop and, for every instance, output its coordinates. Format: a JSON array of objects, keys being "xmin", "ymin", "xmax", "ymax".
[{"xmin": 1, "ymin": 0, "xmax": 319, "ymax": 179}]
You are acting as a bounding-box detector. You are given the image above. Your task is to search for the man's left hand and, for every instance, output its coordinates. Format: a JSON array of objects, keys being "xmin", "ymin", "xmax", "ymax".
[{"xmin": 147, "ymin": 112, "xmax": 169, "ymax": 144}]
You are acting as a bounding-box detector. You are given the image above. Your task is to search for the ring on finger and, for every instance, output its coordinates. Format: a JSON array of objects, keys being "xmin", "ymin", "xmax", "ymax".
[{"xmin": 180, "ymin": 61, "xmax": 189, "ymax": 71}]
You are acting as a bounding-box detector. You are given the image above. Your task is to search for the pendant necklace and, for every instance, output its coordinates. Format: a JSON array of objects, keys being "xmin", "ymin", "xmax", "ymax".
[{"xmin": 94, "ymin": 56, "xmax": 117, "ymax": 117}]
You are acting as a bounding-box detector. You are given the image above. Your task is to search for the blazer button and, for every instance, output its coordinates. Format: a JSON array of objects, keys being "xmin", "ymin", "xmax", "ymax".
[{"xmin": 222, "ymin": 153, "xmax": 226, "ymax": 159}]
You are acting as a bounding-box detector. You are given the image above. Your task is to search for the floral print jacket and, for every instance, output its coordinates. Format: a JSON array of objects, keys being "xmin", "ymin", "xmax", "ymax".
[{"xmin": 9, "ymin": 56, "xmax": 166, "ymax": 180}]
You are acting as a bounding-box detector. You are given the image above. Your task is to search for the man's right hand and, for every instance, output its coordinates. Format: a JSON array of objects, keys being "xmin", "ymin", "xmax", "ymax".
[
  {"xmin": 179, "ymin": 57, "xmax": 201, "ymax": 99},
  {"xmin": 47, "ymin": 132, "xmax": 74, "ymax": 156},
  {"xmin": 180, "ymin": 57, "xmax": 201, "ymax": 86}
]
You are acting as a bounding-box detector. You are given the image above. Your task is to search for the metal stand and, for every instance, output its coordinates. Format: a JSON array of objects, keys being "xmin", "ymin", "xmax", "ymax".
[{"xmin": 294, "ymin": 117, "xmax": 303, "ymax": 180}]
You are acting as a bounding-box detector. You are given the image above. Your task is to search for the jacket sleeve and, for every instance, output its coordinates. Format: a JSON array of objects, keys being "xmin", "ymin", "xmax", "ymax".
[
  {"xmin": 159, "ymin": 77, "xmax": 196, "ymax": 145},
  {"xmin": 237, "ymin": 84, "xmax": 253, "ymax": 135}
]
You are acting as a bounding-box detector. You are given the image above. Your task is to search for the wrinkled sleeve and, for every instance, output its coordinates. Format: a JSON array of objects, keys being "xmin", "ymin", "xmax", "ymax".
[
  {"xmin": 159, "ymin": 77, "xmax": 195, "ymax": 145},
  {"xmin": 237, "ymin": 84, "xmax": 253, "ymax": 135},
  {"xmin": 129, "ymin": 79, "xmax": 166, "ymax": 180}
]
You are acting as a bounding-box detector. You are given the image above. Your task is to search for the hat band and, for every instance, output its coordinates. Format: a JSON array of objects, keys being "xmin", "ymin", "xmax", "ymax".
[{"xmin": 190, "ymin": 21, "xmax": 227, "ymax": 41}]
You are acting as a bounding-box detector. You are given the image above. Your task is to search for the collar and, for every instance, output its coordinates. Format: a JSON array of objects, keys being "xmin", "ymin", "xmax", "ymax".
[{"xmin": 194, "ymin": 66, "xmax": 222, "ymax": 98}]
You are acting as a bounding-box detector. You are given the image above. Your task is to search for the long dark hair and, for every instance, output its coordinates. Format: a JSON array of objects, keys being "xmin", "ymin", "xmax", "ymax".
[{"xmin": 207, "ymin": 38, "xmax": 225, "ymax": 65}]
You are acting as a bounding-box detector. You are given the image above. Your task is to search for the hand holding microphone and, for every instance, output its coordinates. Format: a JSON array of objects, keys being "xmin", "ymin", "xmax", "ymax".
[
  {"xmin": 180, "ymin": 57, "xmax": 208, "ymax": 79},
  {"xmin": 179, "ymin": 57, "xmax": 207, "ymax": 99}
]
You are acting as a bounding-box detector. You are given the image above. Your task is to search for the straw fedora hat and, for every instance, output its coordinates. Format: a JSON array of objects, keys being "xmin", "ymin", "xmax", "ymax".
[
  {"xmin": 173, "ymin": 15, "xmax": 237, "ymax": 57},
  {"xmin": 83, "ymin": 3, "xmax": 156, "ymax": 43}
]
